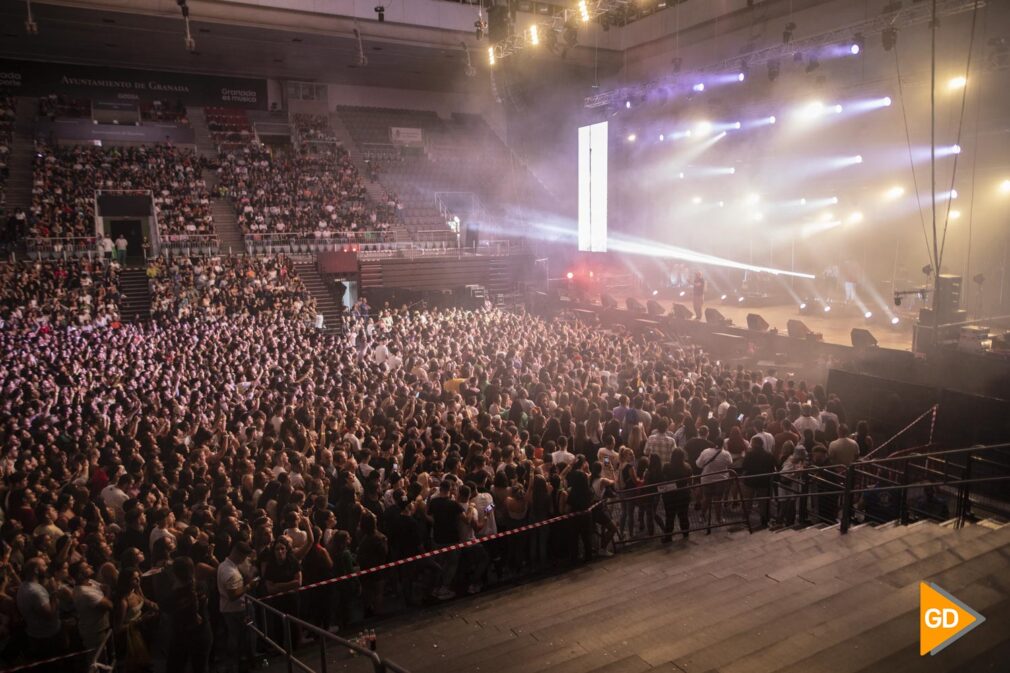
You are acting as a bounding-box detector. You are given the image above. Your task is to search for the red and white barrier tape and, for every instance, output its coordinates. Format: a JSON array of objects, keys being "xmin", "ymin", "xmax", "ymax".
[{"xmin": 263, "ymin": 502, "xmax": 602, "ymax": 599}]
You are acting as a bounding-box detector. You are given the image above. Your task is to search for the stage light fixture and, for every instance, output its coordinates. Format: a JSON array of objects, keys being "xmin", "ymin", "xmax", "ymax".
[
  {"xmin": 659, "ymin": 134, "xmax": 664, "ymax": 141},
  {"xmin": 891, "ymin": 316, "xmax": 900, "ymax": 325},
  {"xmin": 487, "ymin": 46, "xmax": 495, "ymax": 66},
  {"xmin": 563, "ymin": 21, "xmax": 578, "ymax": 48},
  {"xmin": 529, "ymin": 24, "xmax": 539, "ymax": 45},
  {"xmin": 950, "ymin": 210, "xmax": 961, "ymax": 220},
  {"xmin": 885, "ymin": 185, "xmax": 905, "ymax": 199},
  {"xmin": 768, "ymin": 115, "xmax": 776, "ymax": 124},
  {"xmin": 566, "ymin": 271, "xmax": 574, "ymax": 280},
  {"xmin": 721, "ymin": 294, "xmax": 728, "ymax": 300},
  {"xmin": 694, "ymin": 120, "xmax": 712, "ymax": 135},
  {"xmin": 374, "ymin": 4, "xmax": 385, "ymax": 22},
  {"xmin": 625, "ymin": 100, "xmax": 631, "ymax": 109},
  {"xmin": 767, "ymin": 60, "xmax": 780, "ymax": 81},
  {"xmin": 578, "ymin": 0, "xmax": 590, "ymax": 22},
  {"xmin": 851, "ymin": 32, "xmax": 865, "ymax": 54},
  {"xmin": 864, "ymin": 311, "xmax": 873, "ymax": 319},
  {"xmin": 824, "ymin": 305, "xmax": 832, "ymax": 313},
  {"xmin": 783, "ymin": 21, "xmax": 796, "ymax": 44},
  {"xmin": 693, "ymin": 83, "xmax": 706, "ymax": 92},
  {"xmin": 951, "ymin": 144, "xmax": 961, "ymax": 155},
  {"xmin": 1000, "ymin": 179, "xmax": 1010, "ymax": 194},
  {"xmin": 882, "ymin": 27, "xmax": 897, "ymax": 51},
  {"xmin": 737, "ymin": 72, "xmax": 746, "ymax": 82},
  {"xmin": 947, "ymin": 75, "xmax": 967, "ymax": 90},
  {"xmin": 627, "ymin": 133, "xmax": 636, "ymax": 142},
  {"xmin": 848, "ymin": 211, "xmax": 864, "ymax": 224},
  {"xmin": 799, "ymin": 302, "xmax": 807, "ymax": 310},
  {"xmin": 652, "ymin": 289, "xmax": 659, "ymax": 296}
]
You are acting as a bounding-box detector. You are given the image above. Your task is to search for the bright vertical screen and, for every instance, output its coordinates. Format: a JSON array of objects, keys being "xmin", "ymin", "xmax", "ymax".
[{"xmin": 578, "ymin": 121, "xmax": 608, "ymax": 252}]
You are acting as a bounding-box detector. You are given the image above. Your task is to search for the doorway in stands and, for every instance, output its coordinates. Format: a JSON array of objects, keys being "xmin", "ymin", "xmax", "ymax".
[{"xmin": 109, "ymin": 218, "xmax": 145, "ymax": 265}]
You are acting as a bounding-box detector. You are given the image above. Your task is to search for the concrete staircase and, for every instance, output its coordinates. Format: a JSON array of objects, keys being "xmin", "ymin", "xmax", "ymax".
[
  {"xmin": 487, "ymin": 256, "xmax": 515, "ymax": 309},
  {"xmin": 187, "ymin": 107, "xmax": 218, "ymax": 159},
  {"xmin": 211, "ymin": 197, "xmax": 245, "ymax": 254},
  {"xmin": 4, "ymin": 97, "xmax": 38, "ymax": 215},
  {"xmin": 118, "ymin": 267, "xmax": 152, "ymax": 322},
  {"xmin": 264, "ymin": 519, "xmax": 1010, "ymax": 673},
  {"xmin": 295, "ymin": 262, "xmax": 343, "ymax": 334}
]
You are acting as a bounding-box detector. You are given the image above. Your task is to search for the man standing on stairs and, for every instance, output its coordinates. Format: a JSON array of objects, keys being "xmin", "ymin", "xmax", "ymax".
[
  {"xmin": 115, "ymin": 233, "xmax": 129, "ymax": 263},
  {"xmin": 100, "ymin": 233, "xmax": 115, "ymax": 260}
]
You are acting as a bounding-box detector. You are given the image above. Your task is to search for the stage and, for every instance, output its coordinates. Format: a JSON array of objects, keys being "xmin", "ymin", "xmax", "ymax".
[{"xmin": 620, "ymin": 294, "xmax": 916, "ymax": 351}]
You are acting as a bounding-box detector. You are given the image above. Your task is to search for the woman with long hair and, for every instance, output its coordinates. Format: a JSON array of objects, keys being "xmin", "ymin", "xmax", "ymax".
[
  {"xmin": 642, "ymin": 453, "xmax": 665, "ymax": 537},
  {"xmin": 113, "ymin": 567, "xmax": 158, "ymax": 673},
  {"xmin": 261, "ymin": 536, "xmax": 302, "ymax": 644},
  {"xmin": 166, "ymin": 557, "xmax": 212, "ymax": 673},
  {"xmin": 661, "ymin": 449, "xmax": 694, "ymax": 542},
  {"xmin": 616, "ymin": 447, "xmax": 641, "ymax": 537}
]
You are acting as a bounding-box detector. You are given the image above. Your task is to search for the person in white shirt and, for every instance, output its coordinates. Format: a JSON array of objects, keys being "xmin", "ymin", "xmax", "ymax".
[
  {"xmin": 550, "ymin": 436, "xmax": 576, "ymax": 466},
  {"xmin": 100, "ymin": 474, "xmax": 131, "ymax": 523},
  {"xmin": 752, "ymin": 418, "xmax": 777, "ymax": 462},
  {"xmin": 696, "ymin": 444, "xmax": 733, "ymax": 523},
  {"xmin": 218, "ymin": 542, "xmax": 257, "ymax": 673},
  {"xmin": 793, "ymin": 404, "xmax": 822, "ymax": 435}
]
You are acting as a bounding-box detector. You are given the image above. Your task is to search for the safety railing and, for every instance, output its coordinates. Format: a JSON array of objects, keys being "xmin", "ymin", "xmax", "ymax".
[
  {"xmin": 253, "ymin": 443, "xmax": 1009, "ymax": 625},
  {"xmin": 245, "ymin": 593, "xmax": 410, "ymax": 673},
  {"xmin": 25, "ymin": 236, "xmax": 100, "ymax": 259}
]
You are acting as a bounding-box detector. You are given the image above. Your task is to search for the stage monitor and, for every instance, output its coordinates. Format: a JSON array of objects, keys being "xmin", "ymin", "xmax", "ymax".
[{"xmin": 578, "ymin": 121, "xmax": 608, "ymax": 252}]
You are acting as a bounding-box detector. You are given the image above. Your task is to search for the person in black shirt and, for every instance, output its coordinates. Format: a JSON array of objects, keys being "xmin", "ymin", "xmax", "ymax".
[
  {"xmin": 428, "ymin": 480, "xmax": 464, "ymax": 600},
  {"xmin": 565, "ymin": 468, "xmax": 595, "ymax": 563},
  {"xmin": 114, "ymin": 508, "xmax": 148, "ymax": 563},
  {"xmin": 740, "ymin": 436, "xmax": 778, "ymax": 527},
  {"xmin": 684, "ymin": 425, "xmax": 715, "ymax": 476}
]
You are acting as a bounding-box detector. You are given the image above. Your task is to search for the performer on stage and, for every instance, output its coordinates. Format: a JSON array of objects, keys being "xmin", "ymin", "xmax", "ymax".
[{"xmin": 693, "ymin": 271, "xmax": 705, "ymax": 320}]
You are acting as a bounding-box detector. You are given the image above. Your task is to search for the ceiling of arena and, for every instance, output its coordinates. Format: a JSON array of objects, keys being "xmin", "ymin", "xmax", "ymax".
[{"xmin": 0, "ymin": 0, "xmax": 846, "ymax": 93}]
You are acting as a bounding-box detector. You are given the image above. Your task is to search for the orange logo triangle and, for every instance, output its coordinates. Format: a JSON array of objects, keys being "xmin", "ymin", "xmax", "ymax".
[{"xmin": 920, "ymin": 582, "xmax": 985, "ymax": 656}]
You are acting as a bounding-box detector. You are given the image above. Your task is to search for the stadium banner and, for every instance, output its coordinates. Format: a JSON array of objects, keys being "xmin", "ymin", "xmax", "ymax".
[
  {"xmin": 390, "ymin": 126, "xmax": 424, "ymax": 146},
  {"xmin": 37, "ymin": 118, "xmax": 197, "ymax": 144},
  {"xmin": 0, "ymin": 58, "xmax": 268, "ymax": 109}
]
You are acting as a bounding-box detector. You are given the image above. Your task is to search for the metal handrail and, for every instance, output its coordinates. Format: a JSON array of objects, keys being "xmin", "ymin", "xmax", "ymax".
[
  {"xmin": 245, "ymin": 593, "xmax": 410, "ymax": 673},
  {"xmin": 88, "ymin": 628, "xmax": 115, "ymax": 673}
]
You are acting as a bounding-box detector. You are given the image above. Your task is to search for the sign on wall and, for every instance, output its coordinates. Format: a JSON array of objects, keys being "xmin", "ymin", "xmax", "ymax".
[
  {"xmin": 390, "ymin": 127, "xmax": 424, "ymax": 146},
  {"xmin": 0, "ymin": 58, "xmax": 268, "ymax": 110}
]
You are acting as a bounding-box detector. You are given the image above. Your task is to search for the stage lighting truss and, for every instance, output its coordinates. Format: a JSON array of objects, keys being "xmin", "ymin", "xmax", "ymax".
[
  {"xmin": 584, "ymin": 0, "xmax": 982, "ymax": 108},
  {"xmin": 487, "ymin": 0, "xmax": 633, "ymax": 64}
]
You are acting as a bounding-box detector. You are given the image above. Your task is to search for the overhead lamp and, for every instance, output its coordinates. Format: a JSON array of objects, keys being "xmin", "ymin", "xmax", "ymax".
[{"xmin": 529, "ymin": 24, "xmax": 539, "ymax": 46}]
